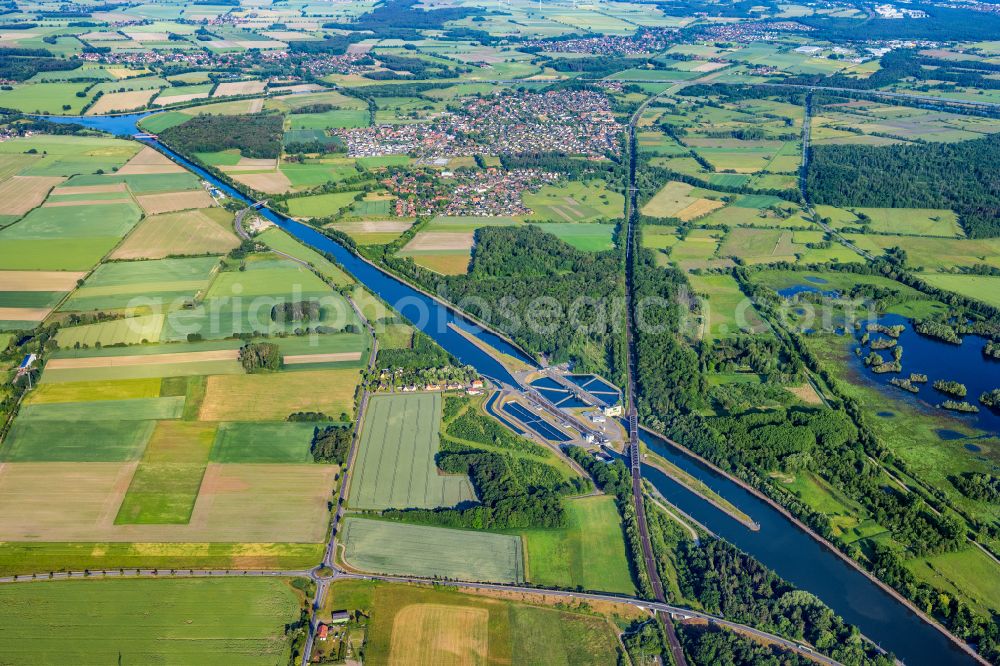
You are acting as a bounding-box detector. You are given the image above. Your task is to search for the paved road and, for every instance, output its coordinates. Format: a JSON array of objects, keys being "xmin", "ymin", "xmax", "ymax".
[
  {"xmin": 0, "ymin": 565, "xmax": 844, "ymax": 665},
  {"xmin": 300, "ymin": 287, "xmax": 379, "ymax": 665}
]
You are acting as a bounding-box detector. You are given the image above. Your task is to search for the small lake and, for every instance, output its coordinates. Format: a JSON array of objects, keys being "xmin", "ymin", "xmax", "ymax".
[
  {"xmin": 854, "ymin": 313, "xmax": 1000, "ymax": 435},
  {"xmin": 777, "ymin": 284, "xmax": 840, "ymax": 298}
]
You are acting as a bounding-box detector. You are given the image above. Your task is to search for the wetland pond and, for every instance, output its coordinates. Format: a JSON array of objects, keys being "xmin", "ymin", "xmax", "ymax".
[{"xmin": 852, "ymin": 313, "xmax": 1000, "ymax": 436}]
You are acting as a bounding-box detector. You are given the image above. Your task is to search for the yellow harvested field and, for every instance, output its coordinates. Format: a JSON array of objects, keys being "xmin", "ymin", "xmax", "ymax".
[
  {"xmin": 693, "ymin": 61, "xmax": 728, "ymax": 72},
  {"xmin": 199, "ymin": 368, "xmax": 360, "ymax": 421},
  {"xmin": 640, "ymin": 181, "xmax": 701, "ymax": 218},
  {"xmin": 124, "ymin": 31, "xmax": 169, "ymax": 42},
  {"xmin": 404, "ymin": 232, "xmax": 475, "ymax": 252},
  {"xmin": 388, "ymin": 604, "xmax": 489, "ymax": 666},
  {"xmin": 86, "ymin": 89, "xmax": 158, "ymax": 115},
  {"xmin": 247, "ymin": 98, "xmax": 264, "ymax": 113},
  {"xmin": 135, "ymin": 189, "xmax": 215, "ymax": 214},
  {"xmin": 43, "ymin": 199, "xmax": 132, "ymax": 207},
  {"xmin": 236, "ymin": 157, "xmax": 277, "ymax": 168},
  {"xmin": 676, "ymin": 198, "xmax": 725, "ymax": 221},
  {"xmin": 154, "ymin": 92, "xmax": 208, "ymax": 105},
  {"xmin": 335, "ymin": 220, "xmax": 412, "ymax": 233},
  {"xmin": 115, "ymin": 146, "xmax": 184, "ymax": 175},
  {"xmin": 111, "ymin": 208, "xmax": 239, "ymax": 259},
  {"xmin": 411, "ymin": 254, "xmax": 472, "ymax": 275},
  {"xmin": 283, "ymin": 352, "xmax": 363, "ymax": 365},
  {"xmin": 230, "ymin": 171, "xmax": 292, "ymax": 194},
  {"xmin": 46, "ymin": 349, "xmax": 238, "ymax": 370},
  {"xmin": 0, "ymin": 270, "xmax": 86, "ymax": 291},
  {"xmin": 0, "ymin": 462, "xmax": 135, "ymax": 541},
  {"xmin": 52, "ymin": 182, "xmax": 127, "ymax": 195},
  {"xmin": 27, "ymin": 378, "xmax": 162, "ymax": 404},
  {"xmin": 0, "ymin": 176, "xmax": 64, "ymax": 215},
  {"xmin": 0, "ymin": 307, "xmax": 51, "ymax": 321},
  {"xmin": 0, "ymin": 462, "xmax": 335, "ymax": 542},
  {"xmin": 786, "ymin": 383, "xmax": 823, "ymax": 405},
  {"xmin": 107, "ymin": 67, "xmax": 148, "ymax": 79},
  {"xmin": 213, "ymin": 80, "xmax": 266, "ymax": 97}
]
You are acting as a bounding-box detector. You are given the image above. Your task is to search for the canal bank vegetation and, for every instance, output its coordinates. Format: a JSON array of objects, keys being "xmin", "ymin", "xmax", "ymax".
[
  {"xmin": 629, "ymin": 211, "xmax": 1000, "ymax": 658},
  {"xmin": 639, "ymin": 443, "xmax": 756, "ymax": 530},
  {"xmin": 644, "ymin": 492, "xmax": 894, "ymax": 666}
]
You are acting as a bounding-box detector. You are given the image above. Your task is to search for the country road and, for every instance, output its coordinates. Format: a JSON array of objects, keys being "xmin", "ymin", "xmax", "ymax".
[{"xmin": 0, "ymin": 565, "xmax": 845, "ymax": 666}]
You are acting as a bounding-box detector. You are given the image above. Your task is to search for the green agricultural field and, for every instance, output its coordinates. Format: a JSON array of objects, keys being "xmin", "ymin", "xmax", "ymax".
[
  {"xmin": 0, "ymin": 135, "xmax": 139, "ymax": 177},
  {"xmin": 349, "ymin": 392, "xmax": 476, "ymax": 510},
  {"xmin": 340, "ymin": 517, "xmax": 524, "ymax": 583},
  {"xmin": 852, "ymin": 208, "xmax": 962, "ymax": 237},
  {"xmin": 26, "ymin": 378, "xmax": 163, "ymax": 404},
  {"xmin": 257, "ymin": 228, "xmax": 352, "ymax": 285},
  {"xmin": 641, "ymin": 225, "xmax": 680, "ymax": 250},
  {"xmin": 61, "ymin": 172, "xmax": 201, "ymax": 194},
  {"xmin": 509, "ymin": 604, "xmax": 621, "ymax": 665},
  {"xmin": 424, "ymin": 215, "xmax": 519, "ymax": 232},
  {"xmin": 1, "ymin": 201, "xmax": 142, "ymax": 240},
  {"xmin": 140, "ymin": 110, "xmax": 193, "ymax": 133},
  {"xmin": 519, "ymin": 495, "xmax": 635, "ymax": 594},
  {"xmin": 280, "ymin": 162, "xmax": 359, "ymax": 188},
  {"xmin": 62, "ymin": 256, "xmax": 220, "ymax": 311},
  {"xmin": 687, "ymin": 273, "xmax": 767, "ymax": 340},
  {"xmin": 198, "ymin": 368, "xmax": 360, "ymax": 422},
  {"xmin": 531, "ymin": 223, "xmax": 615, "ymax": 252},
  {"xmin": 286, "ymin": 191, "xmax": 360, "ymax": 218},
  {"xmin": 0, "ymin": 578, "xmax": 302, "ymax": 665},
  {"xmin": 1, "ymin": 419, "xmax": 155, "ymax": 462},
  {"xmin": 55, "ymin": 314, "xmax": 166, "ymax": 347},
  {"xmin": 0, "ymin": 291, "xmax": 64, "ymax": 308},
  {"xmin": 210, "ymin": 422, "xmax": 318, "ymax": 463},
  {"xmin": 0, "ymin": 238, "xmax": 120, "ymax": 271},
  {"xmin": 0, "ymin": 542, "xmax": 323, "ymax": 577},
  {"xmin": 522, "ymin": 180, "xmax": 624, "ymax": 223},
  {"xmin": 0, "ymin": 82, "xmax": 92, "ymax": 114},
  {"xmin": 288, "ymin": 109, "xmax": 370, "ymax": 129},
  {"xmin": 18, "ymin": 396, "xmax": 184, "ymax": 422},
  {"xmin": 115, "ymin": 421, "xmax": 216, "ymax": 524},
  {"xmin": 920, "ymin": 274, "xmax": 1000, "ymax": 307},
  {"xmin": 843, "ymin": 235, "xmax": 1000, "ymax": 271},
  {"xmin": 906, "ymin": 546, "xmax": 1000, "ymax": 615},
  {"xmin": 205, "ymin": 258, "xmax": 331, "ymax": 298}
]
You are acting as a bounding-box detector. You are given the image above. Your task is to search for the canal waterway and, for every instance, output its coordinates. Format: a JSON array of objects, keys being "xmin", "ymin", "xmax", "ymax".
[{"xmin": 44, "ymin": 113, "xmax": 978, "ymax": 665}]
